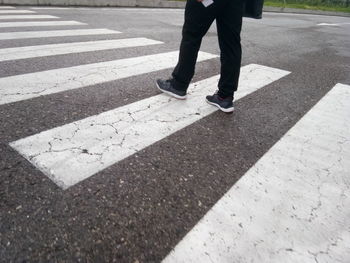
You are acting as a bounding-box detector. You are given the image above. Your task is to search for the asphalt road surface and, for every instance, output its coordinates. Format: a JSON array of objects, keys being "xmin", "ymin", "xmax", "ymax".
[{"xmin": 0, "ymin": 5, "xmax": 349, "ymax": 263}]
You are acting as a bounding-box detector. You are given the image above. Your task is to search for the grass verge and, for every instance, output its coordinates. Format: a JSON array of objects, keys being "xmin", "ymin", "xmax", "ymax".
[
  {"xmin": 264, "ymin": 1, "xmax": 350, "ymax": 13},
  {"xmin": 171, "ymin": 0, "xmax": 350, "ymax": 13}
]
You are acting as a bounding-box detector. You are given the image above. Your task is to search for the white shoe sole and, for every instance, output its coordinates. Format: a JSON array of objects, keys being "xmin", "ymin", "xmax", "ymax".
[
  {"xmin": 206, "ymin": 99, "xmax": 234, "ymax": 113},
  {"xmin": 156, "ymin": 82, "xmax": 187, "ymax": 100}
]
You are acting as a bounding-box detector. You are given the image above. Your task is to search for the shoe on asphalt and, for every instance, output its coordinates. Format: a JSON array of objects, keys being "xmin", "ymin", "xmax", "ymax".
[
  {"xmin": 156, "ymin": 78, "xmax": 187, "ymax": 100},
  {"xmin": 206, "ymin": 91, "xmax": 234, "ymax": 113}
]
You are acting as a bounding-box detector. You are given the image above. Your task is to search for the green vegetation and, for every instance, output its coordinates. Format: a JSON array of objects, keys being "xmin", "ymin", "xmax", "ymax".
[
  {"xmin": 264, "ymin": 0, "xmax": 350, "ymax": 13},
  {"xmin": 173, "ymin": 0, "xmax": 350, "ymax": 13}
]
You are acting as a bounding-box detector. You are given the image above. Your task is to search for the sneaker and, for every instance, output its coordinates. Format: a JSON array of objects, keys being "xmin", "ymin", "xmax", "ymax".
[
  {"xmin": 156, "ymin": 78, "xmax": 187, "ymax": 100},
  {"xmin": 206, "ymin": 91, "xmax": 234, "ymax": 113}
]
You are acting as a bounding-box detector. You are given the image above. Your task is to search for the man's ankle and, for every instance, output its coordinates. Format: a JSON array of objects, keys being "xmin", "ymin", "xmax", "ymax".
[
  {"xmin": 171, "ymin": 77, "xmax": 189, "ymax": 92},
  {"xmin": 217, "ymin": 92, "xmax": 234, "ymax": 100}
]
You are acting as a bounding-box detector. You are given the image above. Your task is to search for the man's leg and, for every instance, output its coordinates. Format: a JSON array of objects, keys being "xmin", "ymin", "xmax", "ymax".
[
  {"xmin": 171, "ymin": 0, "xmax": 216, "ymax": 91},
  {"xmin": 216, "ymin": 0, "xmax": 244, "ymax": 98}
]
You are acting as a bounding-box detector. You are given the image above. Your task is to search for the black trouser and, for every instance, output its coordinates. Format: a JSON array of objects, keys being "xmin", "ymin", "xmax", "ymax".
[{"xmin": 172, "ymin": 0, "xmax": 244, "ymax": 98}]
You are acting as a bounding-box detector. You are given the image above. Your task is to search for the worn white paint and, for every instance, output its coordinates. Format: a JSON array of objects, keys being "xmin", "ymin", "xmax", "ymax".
[
  {"xmin": 96, "ymin": 8, "xmax": 184, "ymax": 12},
  {"xmin": 0, "ymin": 15, "xmax": 58, "ymax": 20},
  {"xmin": 0, "ymin": 51, "xmax": 216, "ymax": 105},
  {"xmin": 0, "ymin": 10, "xmax": 35, "ymax": 14},
  {"xmin": 10, "ymin": 64, "xmax": 290, "ymax": 189},
  {"xmin": 0, "ymin": 38, "xmax": 163, "ymax": 62},
  {"xmin": 30, "ymin": 7, "xmax": 73, "ymax": 10},
  {"xmin": 28, "ymin": 7, "xmax": 182, "ymax": 11},
  {"xmin": 0, "ymin": 20, "xmax": 86, "ymax": 28},
  {"xmin": 0, "ymin": 6, "xmax": 15, "ymax": 9},
  {"xmin": 0, "ymin": 28, "xmax": 120, "ymax": 40},
  {"xmin": 317, "ymin": 22, "xmax": 350, "ymax": 26},
  {"xmin": 162, "ymin": 83, "xmax": 350, "ymax": 263}
]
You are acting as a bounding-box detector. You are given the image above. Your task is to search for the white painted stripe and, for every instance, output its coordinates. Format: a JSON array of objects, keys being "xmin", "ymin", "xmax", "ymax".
[
  {"xmin": 0, "ymin": 51, "xmax": 216, "ymax": 105},
  {"xmin": 0, "ymin": 38, "xmax": 163, "ymax": 62},
  {"xmin": 30, "ymin": 7, "xmax": 74, "ymax": 10},
  {"xmin": 28, "ymin": 7, "xmax": 181, "ymax": 11},
  {"xmin": 162, "ymin": 83, "xmax": 350, "ymax": 263},
  {"xmin": 30, "ymin": 7, "xmax": 183, "ymax": 12},
  {"xmin": 0, "ymin": 15, "xmax": 58, "ymax": 20},
  {"xmin": 0, "ymin": 28, "xmax": 120, "ymax": 40},
  {"xmin": 317, "ymin": 22, "xmax": 350, "ymax": 26},
  {"xmin": 0, "ymin": 10, "xmax": 35, "ymax": 14},
  {"xmin": 10, "ymin": 64, "xmax": 290, "ymax": 189},
  {"xmin": 97, "ymin": 8, "xmax": 184, "ymax": 12},
  {"xmin": 0, "ymin": 6, "xmax": 15, "ymax": 9},
  {"xmin": 0, "ymin": 20, "xmax": 86, "ymax": 28}
]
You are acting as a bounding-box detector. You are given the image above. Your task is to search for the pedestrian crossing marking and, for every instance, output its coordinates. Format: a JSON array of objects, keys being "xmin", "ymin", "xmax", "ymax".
[
  {"xmin": 0, "ymin": 28, "xmax": 120, "ymax": 40},
  {"xmin": 30, "ymin": 7, "xmax": 75, "ymax": 10},
  {"xmin": 10, "ymin": 64, "xmax": 290, "ymax": 189},
  {"xmin": 2, "ymin": 6, "xmax": 348, "ymax": 261},
  {"xmin": 0, "ymin": 10, "xmax": 36, "ymax": 14},
  {"xmin": 0, "ymin": 51, "xmax": 216, "ymax": 106},
  {"xmin": 162, "ymin": 83, "xmax": 350, "ymax": 263},
  {"xmin": 318, "ymin": 22, "xmax": 350, "ymax": 26},
  {"xmin": 0, "ymin": 21, "xmax": 87, "ymax": 28},
  {"xmin": 0, "ymin": 38, "xmax": 163, "ymax": 62},
  {"xmin": 0, "ymin": 15, "xmax": 59, "ymax": 20}
]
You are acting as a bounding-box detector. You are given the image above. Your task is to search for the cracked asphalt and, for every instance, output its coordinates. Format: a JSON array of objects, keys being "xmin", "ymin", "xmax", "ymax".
[{"xmin": 0, "ymin": 6, "xmax": 350, "ymax": 263}]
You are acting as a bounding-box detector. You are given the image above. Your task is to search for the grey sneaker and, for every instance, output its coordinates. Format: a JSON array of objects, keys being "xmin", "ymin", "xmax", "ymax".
[
  {"xmin": 206, "ymin": 91, "xmax": 234, "ymax": 113},
  {"xmin": 156, "ymin": 78, "xmax": 187, "ymax": 100}
]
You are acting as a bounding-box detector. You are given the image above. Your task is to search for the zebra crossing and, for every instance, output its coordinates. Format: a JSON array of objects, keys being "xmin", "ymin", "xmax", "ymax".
[
  {"xmin": 0, "ymin": 20, "xmax": 86, "ymax": 28},
  {"xmin": 163, "ymin": 83, "xmax": 350, "ymax": 263},
  {"xmin": 0, "ymin": 10, "xmax": 35, "ymax": 14},
  {"xmin": 0, "ymin": 38, "xmax": 162, "ymax": 62},
  {"xmin": 0, "ymin": 5, "xmax": 349, "ymax": 263},
  {"xmin": 10, "ymin": 64, "xmax": 290, "ymax": 189},
  {"xmin": 0, "ymin": 28, "xmax": 120, "ymax": 40},
  {"xmin": 0, "ymin": 15, "xmax": 58, "ymax": 20},
  {"xmin": 0, "ymin": 51, "xmax": 215, "ymax": 105}
]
